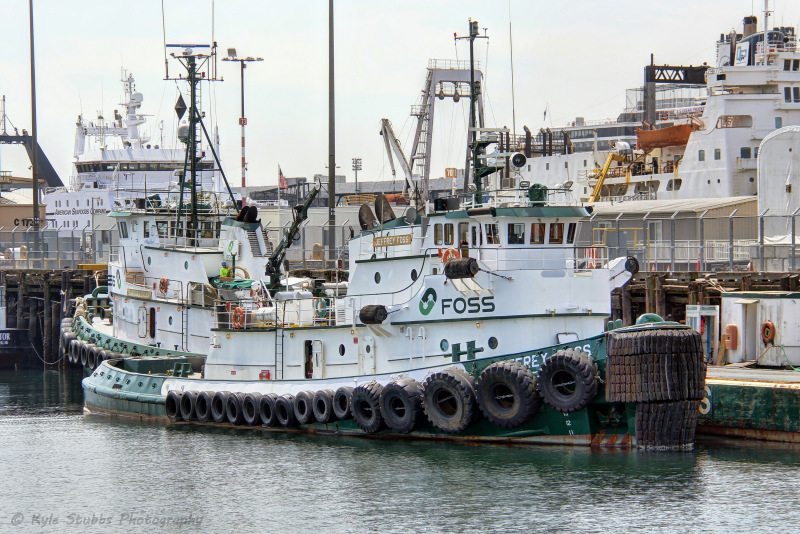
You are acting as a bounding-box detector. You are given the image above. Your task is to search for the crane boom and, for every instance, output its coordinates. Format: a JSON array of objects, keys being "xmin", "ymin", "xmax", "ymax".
[
  {"xmin": 588, "ymin": 153, "xmax": 626, "ymax": 202},
  {"xmin": 379, "ymin": 118, "xmax": 415, "ymax": 194}
]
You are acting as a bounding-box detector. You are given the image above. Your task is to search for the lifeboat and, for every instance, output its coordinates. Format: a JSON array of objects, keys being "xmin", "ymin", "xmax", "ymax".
[{"xmin": 636, "ymin": 123, "xmax": 699, "ymax": 150}]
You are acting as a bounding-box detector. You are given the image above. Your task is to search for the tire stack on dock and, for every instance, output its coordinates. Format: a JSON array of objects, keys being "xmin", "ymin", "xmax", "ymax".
[{"xmin": 606, "ymin": 325, "xmax": 706, "ymax": 450}]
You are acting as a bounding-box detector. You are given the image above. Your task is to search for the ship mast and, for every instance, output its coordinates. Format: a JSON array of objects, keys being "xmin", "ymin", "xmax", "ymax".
[
  {"xmin": 456, "ymin": 20, "xmax": 488, "ymax": 204},
  {"xmin": 165, "ymin": 44, "xmax": 235, "ymax": 238}
]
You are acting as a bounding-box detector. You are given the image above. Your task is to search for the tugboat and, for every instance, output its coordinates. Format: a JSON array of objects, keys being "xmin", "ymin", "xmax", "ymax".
[{"xmin": 71, "ymin": 27, "xmax": 705, "ymax": 449}]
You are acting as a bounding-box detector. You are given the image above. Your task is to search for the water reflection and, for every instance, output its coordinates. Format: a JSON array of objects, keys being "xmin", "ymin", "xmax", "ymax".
[{"xmin": 1, "ymin": 369, "xmax": 800, "ymax": 533}]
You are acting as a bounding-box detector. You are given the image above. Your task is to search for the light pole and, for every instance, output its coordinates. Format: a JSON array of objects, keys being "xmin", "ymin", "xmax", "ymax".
[
  {"xmin": 351, "ymin": 157, "xmax": 362, "ymax": 195},
  {"xmin": 222, "ymin": 50, "xmax": 263, "ymax": 190}
]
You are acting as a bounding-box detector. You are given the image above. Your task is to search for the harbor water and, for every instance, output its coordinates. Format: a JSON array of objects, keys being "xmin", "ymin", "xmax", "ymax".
[{"xmin": 2, "ymin": 368, "xmax": 800, "ymax": 533}]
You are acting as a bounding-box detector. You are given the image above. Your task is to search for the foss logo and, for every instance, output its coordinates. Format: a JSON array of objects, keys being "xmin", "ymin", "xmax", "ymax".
[{"xmin": 418, "ymin": 287, "xmax": 495, "ymax": 316}]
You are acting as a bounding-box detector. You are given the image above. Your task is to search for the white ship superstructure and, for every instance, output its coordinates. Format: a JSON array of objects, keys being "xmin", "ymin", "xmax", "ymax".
[
  {"xmin": 515, "ymin": 11, "xmax": 800, "ymax": 204},
  {"xmin": 43, "ymin": 72, "xmax": 218, "ymax": 231}
]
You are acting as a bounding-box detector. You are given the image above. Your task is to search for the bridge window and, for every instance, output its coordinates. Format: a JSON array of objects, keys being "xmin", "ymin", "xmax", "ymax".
[
  {"xmin": 566, "ymin": 223, "xmax": 577, "ymax": 244},
  {"xmin": 776, "ymin": 117, "xmax": 783, "ymax": 128},
  {"xmin": 530, "ymin": 223, "xmax": 546, "ymax": 244},
  {"xmin": 458, "ymin": 223, "xmax": 469, "ymax": 248},
  {"xmin": 714, "ymin": 148, "xmax": 721, "ymax": 160},
  {"xmin": 698, "ymin": 150, "xmax": 705, "ymax": 162},
  {"xmin": 549, "ymin": 223, "xmax": 564, "ymax": 244},
  {"xmin": 434, "ymin": 223, "xmax": 443, "ymax": 245},
  {"xmin": 143, "ymin": 221, "xmax": 150, "ymax": 238},
  {"xmin": 484, "ymin": 224, "xmax": 499, "ymax": 245},
  {"xmin": 794, "ymin": 60, "xmax": 800, "ymax": 71},
  {"xmin": 119, "ymin": 222, "xmax": 128, "ymax": 239},
  {"xmin": 444, "ymin": 223, "xmax": 454, "ymax": 246},
  {"xmin": 741, "ymin": 147, "xmax": 752, "ymax": 159},
  {"xmin": 507, "ymin": 223, "xmax": 525, "ymax": 245}
]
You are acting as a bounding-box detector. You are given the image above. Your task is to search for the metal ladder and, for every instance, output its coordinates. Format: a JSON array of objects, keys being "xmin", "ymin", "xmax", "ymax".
[
  {"xmin": 246, "ymin": 230, "xmax": 262, "ymax": 257},
  {"xmin": 274, "ymin": 303, "xmax": 285, "ymax": 379},
  {"xmin": 181, "ymin": 303, "xmax": 189, "ymax": 351}
]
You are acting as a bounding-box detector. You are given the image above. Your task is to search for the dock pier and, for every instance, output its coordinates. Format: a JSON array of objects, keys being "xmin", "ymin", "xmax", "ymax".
[{"xmin": 0, "ymin": 267, "xmax": 105, "ymax": 369}]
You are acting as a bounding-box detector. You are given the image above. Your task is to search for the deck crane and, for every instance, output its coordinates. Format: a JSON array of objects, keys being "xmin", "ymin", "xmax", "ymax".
[{"xmin": 379, "ymin": 118, "xmax": 423, "ymax": 207}]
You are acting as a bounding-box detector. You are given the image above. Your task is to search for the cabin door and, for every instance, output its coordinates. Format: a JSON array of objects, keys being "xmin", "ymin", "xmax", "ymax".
[
  {"xmin": 469, "ymin": 223, "xmax": 482, "ymax": 261},
  {"xmin": 137, "ymin": 305, "xmax": 147, "ymax": 338},
  {"xmin": 360, "ymin": 335, "xmax": 376, "ymax": 375},
  {"xmin": 311, "ymin": 340, "xmax": 325, "ymax": 378}
]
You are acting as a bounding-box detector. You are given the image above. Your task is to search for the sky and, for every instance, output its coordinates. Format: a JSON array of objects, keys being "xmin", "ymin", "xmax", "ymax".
[{"xmin": 1, "ymin": 0, "xmax": 800, "ymax": 192}]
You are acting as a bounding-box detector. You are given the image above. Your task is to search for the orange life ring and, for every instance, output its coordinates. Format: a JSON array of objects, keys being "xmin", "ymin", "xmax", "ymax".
[
  {"xmin": 158, "ymin": 277, "xmax": 169, "ymax": 293},
  {"xmin": 761, "ymin": 321, "xmax": 775, "ymax": 345},
  {"xmin": 442, "ymin": 247, "xmax": 461, "ymax": 264},
  {"xmin": 232, "ymin": 307, "xmax": 245, "ymax": 329}
]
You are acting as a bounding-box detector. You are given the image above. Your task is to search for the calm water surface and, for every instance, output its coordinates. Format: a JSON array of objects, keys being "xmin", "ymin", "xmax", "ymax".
[{"xmin": 1, "ymin": 368, "xmax": 800, "ymax": 533}]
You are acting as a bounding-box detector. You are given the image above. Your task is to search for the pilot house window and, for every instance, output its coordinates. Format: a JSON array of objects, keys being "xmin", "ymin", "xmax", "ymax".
[
  {"xmin": 549, "ymin": 223, "xmax": 564, "ymax": 244},
  {"xmin": 530, "ymin": 223, "xmax": 546, "ymax": 244},
  {"xmin": 444, "ymin": 223, "xmax": 454, "ymax": 246},
  {"xmin": 434, "ymin": 223, "xmax": 443, "ymax": 245},
  {"xmin": 484, "ymin": 224, "xmax": 499, "ymax": 245},
  {"xmin": 507, "ymin": 223, "xmax": 525, "ymax": 245}
]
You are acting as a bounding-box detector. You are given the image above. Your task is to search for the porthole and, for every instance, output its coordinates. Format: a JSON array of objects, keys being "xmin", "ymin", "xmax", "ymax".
[
  {"xmin": 488, "ymin": 337, "xmax": 498, "ymax": 349},
  {"xmin": 184, "ymin": 261, "xmax": 189, "ymax": 270},
  {"xmin": 749, "ymin": 177, "xmax": 755, "ymax": 182},
  {"xmin": 366, "ymin": 345, "xmax": 371, "ymax": 354},
  {"xmin": 440, "ymin": 339, "xmax": 449, "ymax": 351},
  {"xmin": 374, "ymin": 272, "xmax": 381, "ymax": 284},
  {"xmin": 169, "ymin": 316, "xmax": 173, "ymax": 325},
  {"xmin": 411, "ymin": 269, "xmax": 418, "ymax": 281},
  {"xmin": 339, "ymin": 344, "xmax": 345, "ymax": 356},
  {"xmin": 147, "ymin": 256, "xmax": 151, "ymax": 265}
]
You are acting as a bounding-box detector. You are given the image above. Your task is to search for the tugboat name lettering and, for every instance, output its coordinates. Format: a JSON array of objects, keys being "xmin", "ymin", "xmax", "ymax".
[{"xmin": 440, "ymin": 296, "xmax": 495, "ymax": 314}]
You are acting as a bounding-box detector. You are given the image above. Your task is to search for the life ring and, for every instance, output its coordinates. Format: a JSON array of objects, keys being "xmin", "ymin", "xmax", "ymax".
[
  {"xmin": 421, "ymin": 368, "xmax": 478, "ymax": 434},
  {"xmin": 537, "ymin": 348, "xmax": 598, "ymax": 413},
  {"xmin": 314, "ymin": 298, "xmax": 328, "ymax": 319},
  {"xmin": 158, "ymin": 277, "xmax": 169, "ymax": 293},
  {"xmin": 476, "ymin": 360, "xmax": 541, "ymax": 428},
  {"xmin": 761, "ymin": 321, "xmax": 776, "ymax": 345},
  {"xmin": 232, "ymin": 306, "xmax": 245, "ymax": 329},
  {"xmin": 441, "ymin": 247, "xmax": 461, "ymax": 264}
]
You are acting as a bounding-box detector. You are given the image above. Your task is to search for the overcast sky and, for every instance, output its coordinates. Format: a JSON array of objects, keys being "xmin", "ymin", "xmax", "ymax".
[{"xmin": 1, "ymin": 0, "xmax": 799, "ymax": 192}]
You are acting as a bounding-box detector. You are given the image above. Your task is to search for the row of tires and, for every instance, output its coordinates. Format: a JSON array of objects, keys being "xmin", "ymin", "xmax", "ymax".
[
  {"xmin": 605, "ymin": 328, "xmax": 707, "ymax": 403},
  {"xmin": 167, "ymin": 354, "xmax": 602, "ymax": 435},
  {"xmin": 58, "ymin": 317, "xmax": 124, "ymax": 370}
]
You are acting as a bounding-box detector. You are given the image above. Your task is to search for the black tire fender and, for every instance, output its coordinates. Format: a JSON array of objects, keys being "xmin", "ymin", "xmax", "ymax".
[
  {"xmin": 333, "ymin": 386, "xmax": 354, "ymax": 420},
  {"xmin": 476, "ymin": 360, "xmax": 541, "ymax": 428},
  {"xmin": 312, "ymin": 389, "xmax": 335, "ymax": 423},
  {"xmin": 276, "ymin": 395, "xmax": 298, "ymax": 427},
  {"xmin": 259, "ymin": 393, "xmax": 280, "ymax": 427},
  {"xmin": 243, "ymin": 393, "xmax": 263, "ymax": 426},
  {"xmin": 293, "ymin": 391, "xmax": 315, "ymax": 425},
  {"xmin": 537, "ymin": 349, "xmax": 599, "ymax": 413},
  {"xmin": 226, "ymin": 393, "xmax": 247, "ymax": 425},
  {"xmin": 166, "ymin": 391, "xmax": 183, "ymax": 422},
  {"xmin": 211, "ymin": 391, "xmax": 232, "ymax": 423},
  {"xmin": 195, "ymin": 391, "xmax": 215, "ymax": 422},
  {"xmin": 379, "ymin": 378, "xmax": 423, "ymax": 434},
  {"xmin": 421, "ymin": 368, "xmax": 478, "ymax": 434},
  {"xmin": 351, "ymin": 382, "xmax": 385, "ymax": 434},
  {"xmin": 180, "ymin": 391, "xmax": 198, "ymax": 421}
]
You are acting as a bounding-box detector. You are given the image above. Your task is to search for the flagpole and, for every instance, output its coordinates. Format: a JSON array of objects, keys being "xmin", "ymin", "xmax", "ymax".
[{"xmin": 277, "ymin": 165, "xmax": 281, "ymax": 228}]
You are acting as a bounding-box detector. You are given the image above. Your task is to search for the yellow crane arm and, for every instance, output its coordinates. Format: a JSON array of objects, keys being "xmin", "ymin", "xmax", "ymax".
[{"xmin": 588, "ymin": 153, "xmax": 625, "ymax": 202}]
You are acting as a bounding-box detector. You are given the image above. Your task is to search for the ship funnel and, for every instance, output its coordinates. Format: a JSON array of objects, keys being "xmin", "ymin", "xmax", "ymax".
[{"xmin": 743, "ymin": 15, "xmax": 757, "ymax": 38}]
